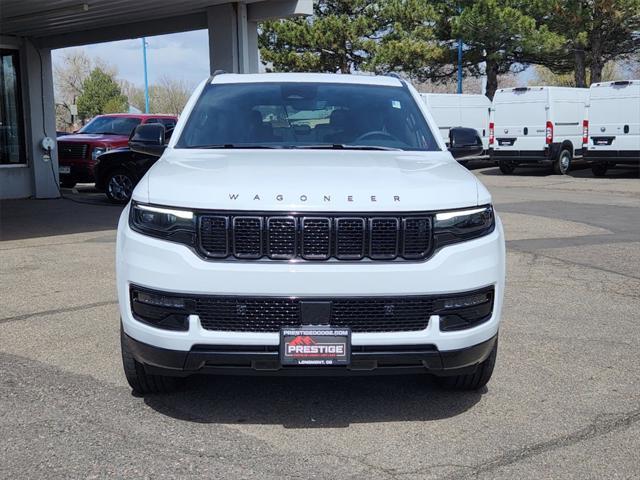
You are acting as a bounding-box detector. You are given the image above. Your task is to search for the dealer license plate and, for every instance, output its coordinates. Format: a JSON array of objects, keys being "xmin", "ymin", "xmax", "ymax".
[
  {"xmin": 280, "ymin": 327, "xmax": 351, "ymax": 366},
  {"xmin": 59, "ymin": 166, "xmax": 71, "ymax": 174}
]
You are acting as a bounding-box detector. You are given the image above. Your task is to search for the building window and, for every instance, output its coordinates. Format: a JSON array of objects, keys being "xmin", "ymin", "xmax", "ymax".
[{"xmin": 0, "ymin": 49, "xmax": 26, "ymax": 165}]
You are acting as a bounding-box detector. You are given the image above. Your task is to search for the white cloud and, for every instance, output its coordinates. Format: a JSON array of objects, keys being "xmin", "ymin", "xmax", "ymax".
[{"xmin": 52, "ymin": 30, "xmax": 210, "ymax": 89}]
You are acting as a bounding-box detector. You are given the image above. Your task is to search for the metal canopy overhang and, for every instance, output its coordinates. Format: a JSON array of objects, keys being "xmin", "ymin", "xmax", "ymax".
[{"xmin": 0, "ymin": 0, "xmax": 311, "ymax": 49}]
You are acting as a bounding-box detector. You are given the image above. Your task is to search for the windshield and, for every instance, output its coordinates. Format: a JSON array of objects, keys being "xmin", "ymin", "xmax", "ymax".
[
  {"xmin": 79, "ymin": 116, "xmax": 142, "ymax": 135},
  {"xmin": 176, "ymin": 82, "xmax": 438, "ymax": 151}
]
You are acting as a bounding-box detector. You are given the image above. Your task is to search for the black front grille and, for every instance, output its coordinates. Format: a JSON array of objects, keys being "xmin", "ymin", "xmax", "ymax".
[
  {"xmin": 58, "ymin": 142, "xmax": 88, "ymax": 160},
  {"xmin": 196, "ymin": 296, "xmax": 434, "ymax": 333},
  {"xmin": 267, "ymin": 216, "xmax": 296, "ymax": 259},
  {"xmin": 198, "ymin": 213, "xmax": 432, "ymax": 261},
  {"xmin": 232, "ymin": 217, "xmax": 262, "ymax": 258}
]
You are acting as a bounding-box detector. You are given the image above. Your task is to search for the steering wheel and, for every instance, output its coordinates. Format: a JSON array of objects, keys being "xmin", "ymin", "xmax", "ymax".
[{"xmin": 354, "ymin": 131, "xmax": 398, "ymax": 143}]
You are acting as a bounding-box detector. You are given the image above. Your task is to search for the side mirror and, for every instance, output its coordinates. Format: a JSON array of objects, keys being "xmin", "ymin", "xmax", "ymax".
[
  {"xmin": 448, "ymin": 127, "xmax": 483, "ymax": 159},
  {"xmin": 129, "ymin": 123, "xmax": 166, "ymax": 157}
]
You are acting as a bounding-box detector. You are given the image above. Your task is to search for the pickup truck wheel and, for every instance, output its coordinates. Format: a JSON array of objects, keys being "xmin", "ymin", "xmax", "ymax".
[
  {"xmin": 591, "ymin": 163, "xmax": 608, "ymax": 177},
  {"xmin": 553, "ymin": 149, "xmax": 572, "ymax": 175},
  {"xmin": 121, "ymin": 327, "xmax": 181, "ymax": 394},
  {"xmin": 436, "ymin": 338, "xmax": 498, "ymax": 391},
  {"xmin": 498, "ymin": 160, "xmax": 515, "ymax": 174},
  {"xmin": 105, "ymin": 170, "xmax": 135, "ymax": 204}
]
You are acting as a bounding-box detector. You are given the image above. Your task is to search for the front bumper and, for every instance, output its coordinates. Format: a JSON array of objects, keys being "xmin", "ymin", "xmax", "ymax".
[
  {"xmin": 117, "ymin": 205, "xmax": 505, "ymax": 361},
  {"xmin": 123, "ymin": 330, "xmax": 498, "ymax": 377},
  {"xmin": 58, "ymin": 159, "xmax": 96, "ymax": 183}
]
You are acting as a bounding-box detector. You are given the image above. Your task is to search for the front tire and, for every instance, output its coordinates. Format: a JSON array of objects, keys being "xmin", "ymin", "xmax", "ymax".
[
  {"xmin": 60, "ymin": 178, "xmax": 76, "ymax": 188},
  {"xmin": 121, "ymin": 327, "xmax": 181, "ymax": 394},
  {"xmin": 498, "ymin": 160, "xmax": 515, "ymax": 174},
  {"xmin": 591, "ymin": 163, "xmax": 608, "ymax": 177},
  {"xmin": 553, "ymin": 148, "xmax": 572, "ymax": 175},
  {"xmin": 436, "ymin": 338, "xmax": 498, "ymax": 391},
  {"xmin": 105, "ymin": 169, "xmax": 136, "ymax": 204}
]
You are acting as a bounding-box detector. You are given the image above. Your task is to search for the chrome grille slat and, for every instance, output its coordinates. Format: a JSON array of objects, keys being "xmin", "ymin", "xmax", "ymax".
[{"xmin": 198, "ymin": 212, "xmax": 432, "ymax": 261}]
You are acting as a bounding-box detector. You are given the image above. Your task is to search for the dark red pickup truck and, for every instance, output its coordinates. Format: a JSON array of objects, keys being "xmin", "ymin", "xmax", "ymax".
[{"xmin": 57, "ymin": 113, "xmax": 177, "ymax": 188}]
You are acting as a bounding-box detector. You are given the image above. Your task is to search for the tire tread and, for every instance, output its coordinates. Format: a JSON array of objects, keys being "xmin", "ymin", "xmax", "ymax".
[
  {"xmin": 121, "ymin": 327, "xmax": 180, "ymax": 394},
  {"xmin": 436, "ymin": 338, "xmax": 498, "ymax": 391}
]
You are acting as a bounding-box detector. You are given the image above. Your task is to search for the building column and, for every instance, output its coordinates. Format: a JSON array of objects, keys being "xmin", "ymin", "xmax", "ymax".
[
  {"xmin": 207, "ymin": 3, "xmax": 259, "ymax": 74},
  {"xmin": 24, "ymin": 41, "xmax": 59, "ymax": 198}
]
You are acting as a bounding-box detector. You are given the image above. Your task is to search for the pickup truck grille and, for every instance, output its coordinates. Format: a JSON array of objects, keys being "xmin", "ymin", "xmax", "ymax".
[
  {"xmin": 198, "ymin": 213, "xmax": 432, "ymax": 261},
  {"xmin": 196, "ymin": 295, "xmax": 434, "ymax": 332},
  {"xmin": 58, "ymin": 142, "xmax": 88, "ymax": 160}
]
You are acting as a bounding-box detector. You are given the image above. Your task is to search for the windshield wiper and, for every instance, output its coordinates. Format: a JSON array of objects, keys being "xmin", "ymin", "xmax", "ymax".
[
  {"xmin": 184, "ymin": 144, "xmax": 279, "ymax": 149},
  {"xmin": 287, "ymin": 144, "xmax": 402, "ymax": 151}
]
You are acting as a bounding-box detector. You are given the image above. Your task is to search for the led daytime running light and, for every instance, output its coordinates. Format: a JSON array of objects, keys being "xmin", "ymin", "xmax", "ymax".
[{"xmin": 135, "ymin": 203, "xmax": 194, "ymax": 220}]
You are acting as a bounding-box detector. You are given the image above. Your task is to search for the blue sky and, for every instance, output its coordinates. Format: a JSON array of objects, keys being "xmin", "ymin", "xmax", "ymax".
[{"xmin": 52, "ymin": 30, "xmax": 211, "ymax": 89}]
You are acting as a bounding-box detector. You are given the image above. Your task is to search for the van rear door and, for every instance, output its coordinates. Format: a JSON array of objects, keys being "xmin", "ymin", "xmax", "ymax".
[
  {"xmin": 492, "ymin": 88, "xmax": 547, "ymax": 152},
  {"xmin": 588, "ymin": 81, "xmax": 640, "ymax": 156}
]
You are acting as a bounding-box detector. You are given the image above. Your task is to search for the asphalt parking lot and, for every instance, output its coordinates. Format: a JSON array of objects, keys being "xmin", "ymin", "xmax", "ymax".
[{"xmin": 1, "ymin": 164, "xmax": 639, "ymax": 479}]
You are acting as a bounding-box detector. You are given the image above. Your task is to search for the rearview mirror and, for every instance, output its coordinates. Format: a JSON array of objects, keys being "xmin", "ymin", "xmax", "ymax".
[
  {"xmin": 448, "ymin": 127, "xmax": 483, "ymax": 160},
  {"xmin": 129, "ymin": 123, "xmax": 166, "ymax": 157}
]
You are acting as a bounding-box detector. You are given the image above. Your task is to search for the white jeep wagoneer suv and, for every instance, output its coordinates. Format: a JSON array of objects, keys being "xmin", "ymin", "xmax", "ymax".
[{"xmin": 116, "ymin": 73, "xmax": 505, "ymax": 394}]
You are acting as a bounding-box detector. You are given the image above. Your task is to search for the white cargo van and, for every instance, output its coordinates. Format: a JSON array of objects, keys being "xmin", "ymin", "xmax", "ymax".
[
  {"xmin": 490, "ymin": 86, "xmax": 588, "ymax": 174},
  {"xmin": 585, "ymin": 80, "xmax": 640, "ymax": 176},
  {"xmin": 420, "ymin": 93, "xmax": 491, "ymax": 157}
]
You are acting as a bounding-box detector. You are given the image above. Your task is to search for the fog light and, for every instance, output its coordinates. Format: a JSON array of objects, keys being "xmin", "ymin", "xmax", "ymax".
[
  {"xmin": 137, "ymin": 291, "xmax": 186, "ymax": 309},
  {"xmin": 436, "ymin": 289, "xmax": 494, "ymax": 332},
  {"xmin": 443, "ymin": 293, "xmax": 488, "ymax": 310},
  {"xmin": 130, "ymin": 288, "xmax": 192, "ymax": 331}
]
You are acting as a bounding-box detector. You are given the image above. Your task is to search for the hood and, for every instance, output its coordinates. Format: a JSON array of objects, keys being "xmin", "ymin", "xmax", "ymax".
[
  {"xmin": 56, "ymin": 133, "xmax": 129, "ymax": 144},
  {"xmin": 134, "ymin": 149, "xmax": 487, "ymax": 212}
]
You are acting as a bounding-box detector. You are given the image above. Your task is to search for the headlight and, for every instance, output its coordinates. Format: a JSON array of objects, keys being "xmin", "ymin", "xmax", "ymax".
[
  {"xmin": 129, "ymin": 202, "xmax": 196, "ymax": 246},
  {"xmin": 92, "ymin": 146, "xmax": 107, "ymax": 160},
  {"xmin": 433, "ymin": 205, "xmax": 495, "ymax": 249}
]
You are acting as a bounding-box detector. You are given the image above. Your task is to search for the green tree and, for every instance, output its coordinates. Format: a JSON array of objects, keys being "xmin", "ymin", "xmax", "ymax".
[
  {"xmin": 259, "ymin": 0, "xmax": 444, "ymax": 76},
  {"xmin": 443, "ymin": 0, "xmax": 565, "ymax": 99},
  {"xmin": 259, "ymin": 0, "xmax": 383, "ymax": 73},
  {"xmin": 76, "ymin": 68, "xmax": 127, "ymax": 118},
  {"xmin": 369, "ymin": 0, "xmax": 446, "ymax": 79},
  {"xmin": 543, "ymin": 0, "xmax": 640, "ymax": 86}
]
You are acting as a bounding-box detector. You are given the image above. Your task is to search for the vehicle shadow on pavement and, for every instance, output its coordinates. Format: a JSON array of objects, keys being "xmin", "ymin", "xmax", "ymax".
[
  {"xmin": 0, "ymin": 188, "xmax": 122, "ymax": 241},
  {"xmin": 476, "ymin": 165, "xmax": 639, "ymax": 178},
  {"xmin": 143, "ymin": 375, "xmax": 485, "ymax": 428}
]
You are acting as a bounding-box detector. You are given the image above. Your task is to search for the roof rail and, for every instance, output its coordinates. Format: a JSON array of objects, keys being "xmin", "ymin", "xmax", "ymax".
[
  {"xmin": 384, "ymin": 71, "xmax": 408, "ymax": 87},
  {"xmin": 207, "ymin": 70, "xmax": 228, "ymax": 83}
]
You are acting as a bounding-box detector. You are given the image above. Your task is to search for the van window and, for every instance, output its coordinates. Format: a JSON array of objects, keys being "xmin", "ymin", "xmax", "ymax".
[
  {"xmin": 590, "ymin": 97, "xmax": 637, "ymax": 125},
  {"xmin": 494, "ymin": 101, "xmax": 546, "ymax": 126}
]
